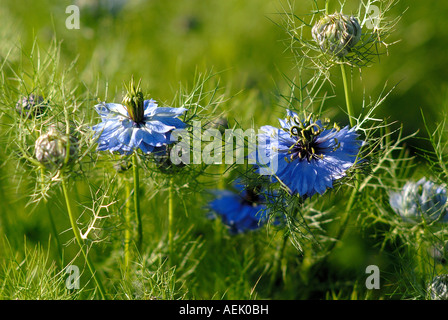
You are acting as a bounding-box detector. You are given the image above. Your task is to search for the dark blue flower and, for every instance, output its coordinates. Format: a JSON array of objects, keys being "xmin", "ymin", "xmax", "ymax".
[
  {"xmin": 208, "ymin": 183, "xmax": 271, "ymax": 234},
  {"xmin": 252, "ymin": 110, "xmax": 363, "ymax": 198},
  {"xmin": 92, "ymin": 99, "xmax": 187, "ymax": 155}
]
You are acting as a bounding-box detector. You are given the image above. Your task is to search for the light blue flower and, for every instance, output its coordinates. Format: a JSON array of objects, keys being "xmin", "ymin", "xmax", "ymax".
[
  {"xmin": 252, "ymin": 110, "xmax": 362, "ymax": 198},
  {"xmin": 389, "ymin": 177, "xmax": 448, "ymax": 223},
  {"xmin": 208, "ymin": 183, "xmax": 271, "ymax": 234},
  {"xmin": 92, "ymin": 99, "xmax": 187, "ymax": 155}
]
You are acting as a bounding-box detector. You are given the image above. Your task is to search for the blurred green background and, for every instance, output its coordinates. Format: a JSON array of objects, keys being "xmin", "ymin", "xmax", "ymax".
[
  {"xmin": 3, "ymin": 0, "xmax": 447, "ymax": 152},
  {"xmin": 2, "ymin": 0, "xmax": 447, "ymax": 142}
]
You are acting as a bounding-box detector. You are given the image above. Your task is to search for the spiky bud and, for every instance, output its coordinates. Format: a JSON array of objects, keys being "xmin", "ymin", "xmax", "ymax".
[
  {"xmin": 35, "ymin": 127, "xmax": 78, "ymax": 168},
  {"xmin": 428, "ymin": 275, "xmax": 448, "ymax": 300},
  {"xmin": 15, "ymin": 94, "xmax": 47, "ymax": 118},
  {"xmin": 312, "ymin": 12, "xmax": 361, "ymax": 57},
  {"xmin": 122, "ymin": 77, "xmax": 145, "ymax": 124}
]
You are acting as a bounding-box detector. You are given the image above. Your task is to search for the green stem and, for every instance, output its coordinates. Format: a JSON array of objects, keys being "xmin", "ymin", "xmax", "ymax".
[
  {"xmin": 340, "ymin": 63, "xmax": 355, "ymax": 127},
  {"xmin": 168, "ymin": 178, "xmax": 174, "ymax": 261},
  {"xmin": 124, "ymin": 179, "xmax": 132, "ymax": 271},
  {"xmin": 61, "ymin": 173, "xmax": 107, "ymax": 300},
  {"xmin": 312, "ymin": 64, "xmax": 359, "ymax": 270},
  {"xmin": 132, "ymin": 152, "xmax": 142, "ymax": 251},
  {"xmin": 326, "ymin": 62, "xmax": 358, "ymax": 251},
  {"xmin": 415, "ymin": 228, "xmax": 426, "ymax": 276}
]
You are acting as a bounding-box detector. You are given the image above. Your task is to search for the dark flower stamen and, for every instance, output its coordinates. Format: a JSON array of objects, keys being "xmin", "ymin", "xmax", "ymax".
[
  {"xmin": 286, "ymin": 115, "xmax": 327, "ymax": 162},
  {"xmin": 242, "ymin": 186, "xmax": 262, "ymax": 206}
]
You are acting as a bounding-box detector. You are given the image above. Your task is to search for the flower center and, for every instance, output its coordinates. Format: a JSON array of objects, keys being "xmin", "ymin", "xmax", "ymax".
[
  {"xmin": 242, "ymin": 187, "xmax": 262, "ymax": 206},
  {"xmin": 285, "ymin": 115, "xmax": 328, "ymax": 163}
]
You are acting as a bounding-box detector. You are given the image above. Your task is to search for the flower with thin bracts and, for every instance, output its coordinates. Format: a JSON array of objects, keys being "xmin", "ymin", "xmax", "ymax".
[
  {"xmin": 312, "ymin": 12, "xmax": 361, "ymax": 58},
  {"xmin": 35, "ymin": 126, "xmax": 78, "ymax": 168},
  {"xmin": 284, "ymin": 1, "xmax": 400, "ymax": 70},
  {"xmin": 252, "ymin": 110, "xmax": 363, "ymax": 198},
  {"xmin": 208, "ymin": 182, "xmax": 271, "ymax": 234},
  {"xmin": 92, "ymin": 78, "xmax": 187, "ymax": 155},
  {"xmin": 389, "ymin": 178, "xmax": 448, "ymax": 223}
]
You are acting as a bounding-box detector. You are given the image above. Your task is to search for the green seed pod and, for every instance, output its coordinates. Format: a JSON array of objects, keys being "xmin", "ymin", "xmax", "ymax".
[
  {"xmin": 312, "ymin": 12, "xmax": 361, "ymax": 57},
  {"xmin": 35, "ymin": 127, "xmax": 78, "ymax": 168}
]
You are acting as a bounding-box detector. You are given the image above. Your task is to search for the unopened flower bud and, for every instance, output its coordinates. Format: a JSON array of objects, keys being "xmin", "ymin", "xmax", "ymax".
[
  {"xmin": 16, "ymin": 94, "xmax": 47, "ymax": 118},
  {"xmin": 35, "ymin": 127, "xmax": 78, "ymax": 168},
  {"xmin": 312, "ymin": 12, "xmax": 361, "ymax": 57}
]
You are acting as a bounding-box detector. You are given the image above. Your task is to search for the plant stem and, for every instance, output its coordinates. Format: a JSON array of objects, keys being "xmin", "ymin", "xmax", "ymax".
[
  {"xmin": 340, "ymin": 63, "xmax": 355, "ymax": 127},
  {"xmin": 124, "ymin": 178, "xmax": 132, "ymax": 271},
  {"xmin": 415, "ymin": 228, "xmax": 426, "ymax": 276},
  {"xmin": 313, "ymin": 64, "xmax": 359, "ymax": 269},
  {"xmin": 168, "ymin": 177, "xmax": 174, "ymax": 261},
  {"xmin": 329, "ymin": 62, "xmax": 358, "ymax": 248},
  {"xmin": 132, "ymin": 152, "xmax": 142, "ymax": 251},
  {"xmin": 60, "ymin": 173, "xmax": 107, "ymax": 300}
]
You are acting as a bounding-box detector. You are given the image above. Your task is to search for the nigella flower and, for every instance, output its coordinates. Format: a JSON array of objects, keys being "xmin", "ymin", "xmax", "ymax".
[
  {"xmin": 208, "ymin": 183, "xmax": 271, "ymax": 234},
  {"xmin": 35, "ymin": 126, "xmax": 78, "ymax": 168},
  {"xmin": 389, "ymin": 178, "xmax": 448, "ymax": 223},
  {"xmin": 92, "ymin": 78, "xmax": 187, "ymax": 155},
  {"xmin": 252, "ymin": 110, "xmax": 363, "ymax": 198},
  {"xmin": 312, "ymin": 12, "xmax": 361, "ymax": 58}
]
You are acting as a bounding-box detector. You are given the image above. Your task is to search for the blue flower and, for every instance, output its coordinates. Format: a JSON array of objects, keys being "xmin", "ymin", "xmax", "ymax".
[
  {"xmin": 92, "ymin": 99, "xmax": 187, "ymax": 155},
  {"xmin": 208, "ymin": 183, "xmax": 271, "ymax": 234},
  {"xmin": 389, "ymin": 177, "xmax": 448, "ymax": 223},
  {"xmin": 251, "ymin": 110, "xmax": 363, "ymax": 198}
]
